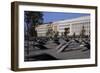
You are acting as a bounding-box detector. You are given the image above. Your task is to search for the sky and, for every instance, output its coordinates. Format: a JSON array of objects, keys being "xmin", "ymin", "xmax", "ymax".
[{"xmin": 43, "ymin": 12, "xmax": 90, "ymax": 23}]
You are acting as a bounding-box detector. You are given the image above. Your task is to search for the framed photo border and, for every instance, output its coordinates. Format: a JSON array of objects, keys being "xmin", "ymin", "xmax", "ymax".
[{"xmin": 11, "ymin": 1, "xmax": 98, "ymax": 71}]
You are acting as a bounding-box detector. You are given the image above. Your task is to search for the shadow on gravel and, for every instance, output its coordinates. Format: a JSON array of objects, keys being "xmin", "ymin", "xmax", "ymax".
[{"xmin": 25, "ymin": 53, "xmax": 59, "ymax": 61}]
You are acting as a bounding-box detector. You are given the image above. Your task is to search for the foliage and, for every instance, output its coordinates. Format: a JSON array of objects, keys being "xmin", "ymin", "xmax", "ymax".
[
  {"xmin": 24, "ymin": 11, "xmax": 43, "ymax": 37},
  {"xmin": 80, "ymin": 26, "xmax": 86, "ymax": 38},
  {"xmin": 64, "ymin": 28, "xmax": 70, "ymax": 38},
  {"xmin": 73, "ymin": 32, "xmax": 76, "ymax": 38}
]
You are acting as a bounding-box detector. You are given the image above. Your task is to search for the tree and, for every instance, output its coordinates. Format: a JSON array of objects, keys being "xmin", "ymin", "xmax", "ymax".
[
  {"xmin": 46, "ymin": 29, "xmax": 50, "ymax": 37},
  {"xmin": 80, "ymin": 26, "xmax": 86, "ymax": 38},
  {"xmin": 46, "ymin": 28, "xmax": 53, "ymax": 37},
  {"xmin": 24, "ymin": 11, "xmax": 43, "ymax": 37},
  {"xmin": 54, "ymin": 31, "xmax": 59, "ymax": 38},
  {"xmin": 64, "ymin": 28, "xmax": 70, "ymax": 38},
  {"xmin": 24, "ymin": 11, "xmax": 43, "ymax": 55},
  {"xmin": 73, "ymin": 32, "xmax": 76, "ymax": 38}
]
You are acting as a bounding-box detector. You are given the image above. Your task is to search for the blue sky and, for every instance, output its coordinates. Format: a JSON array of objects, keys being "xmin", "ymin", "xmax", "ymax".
[{"xmin": 43, "ymin": 12, "xmax": 90, "ymax": 23}]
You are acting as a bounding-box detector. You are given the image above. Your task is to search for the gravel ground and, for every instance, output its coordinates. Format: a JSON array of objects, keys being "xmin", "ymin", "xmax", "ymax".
[{"xmin": 24, "ymin": 38, "xmax": 90, "ymax": 61}]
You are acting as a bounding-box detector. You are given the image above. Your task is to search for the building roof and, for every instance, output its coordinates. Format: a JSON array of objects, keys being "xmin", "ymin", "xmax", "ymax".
[{"xmin": 52, "ymin": 15, "xmax": 90, "ymax": 24}]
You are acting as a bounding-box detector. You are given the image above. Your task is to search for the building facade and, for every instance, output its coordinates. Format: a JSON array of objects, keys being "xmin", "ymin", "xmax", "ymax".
[
  {"xmin": 36, "ymin": 15, "xmax": 90, "ymax": 37},
  {"xmin": 36, "ymin": 24, "xmax": 48, "ymax": 37}
]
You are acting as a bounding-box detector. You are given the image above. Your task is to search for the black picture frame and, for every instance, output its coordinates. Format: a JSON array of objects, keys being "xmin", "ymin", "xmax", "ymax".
[{"xmin": 11, "ymin": 1, "xmax": 98, "ymax": 71}]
